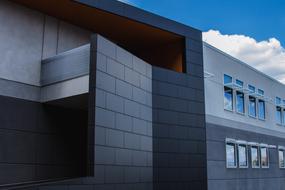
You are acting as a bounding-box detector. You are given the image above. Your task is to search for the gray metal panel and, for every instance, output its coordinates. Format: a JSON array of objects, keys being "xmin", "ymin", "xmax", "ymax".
[
  {"xmin": 0, "ymin": 78, "xmax": 40, "ymax": 101},
  {"xmin": 41, "ymin": 44, "xmax": 90, "ymax": 86},
  {"xmin": 207, "ymin": 123, "xmax": 285, "ymax": 190},
  {"xmin": 93, "ymin": 35, "xmax": 153, "ymax": 189}
]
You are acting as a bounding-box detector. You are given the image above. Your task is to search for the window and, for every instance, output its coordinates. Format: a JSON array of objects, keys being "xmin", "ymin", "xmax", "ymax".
[
  {"xmin": 224, "ymin": 74, "xmax": 232, "ymax": 85},
  {"xmin": 238, "ymin": 144, "xmax": 248, "ymax": 168},
  {"xmin": 276, "ymin": 97, "xmax": 282, "ymax": 124},
  {"xmin": 251, "ymin": 146, "xmax": 260, "ymax": 168},
  {"xmin": 248, "ymin": 96, "xmax": 256, "ymax": 117},
  {"xmin": 260, "ymin": 147, "xmax": 269, "ymax": 168},
  {"xmin": 226, "ymin": 141, "xmax": 237, "ymax": 168},
  {"xmin": 236, "ymin": 79, "xmax": 243, "ymax": 88},
  {"xmin": 279, "ymin": 148, "xmax": 285, "ymax": 168},
  {"xmin": 248, "ymin": 85, "xmax": 255, "ymax": 94},
  {"xmin": 258, "ymin": 99, "xmax": 265, "ymax": 120},
  {"xmin": 236, "ymin": 80, "xmax": 245, "ymax": 114},
  {"xmin": 258, "ymin": 89, "xmax": 264, "ymax": 96},
  {"xmin": 276, "ymin": 97, "xmax": 282, "ymax": 105},
  {"xmin": 224, "ymin": 75, "xmax": 233, "ymax": 111}
]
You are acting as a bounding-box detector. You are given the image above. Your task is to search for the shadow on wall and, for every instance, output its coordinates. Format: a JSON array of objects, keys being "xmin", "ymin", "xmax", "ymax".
[{"xmin": 0, "ymin": 94, "xmax": 88, "ymax": 187}]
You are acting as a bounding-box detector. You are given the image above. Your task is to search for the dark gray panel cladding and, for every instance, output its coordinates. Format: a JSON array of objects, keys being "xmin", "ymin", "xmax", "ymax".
[
  {"xmin": 152, "ymin": 66, "xmax": 207, "ymax": 190},
  {"xmin": 207, "ymin": 123, "xmax": 285, "ymax": 190},
  {"xmin": 0, "ymin": 95, "xmax": 88, "ymax": 188},
  {"xmin": 93, "ymin": 35, "xmax": 153, "ymax": 190},
  {"xmin": 12, "ymin": 31, "xmax": 206, "ymax": 189}
]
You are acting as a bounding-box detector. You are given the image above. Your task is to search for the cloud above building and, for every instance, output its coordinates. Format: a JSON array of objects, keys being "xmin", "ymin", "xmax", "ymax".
[{"xmin": 203, "ymin": 30, "xmax": 285, "ymax": 83}]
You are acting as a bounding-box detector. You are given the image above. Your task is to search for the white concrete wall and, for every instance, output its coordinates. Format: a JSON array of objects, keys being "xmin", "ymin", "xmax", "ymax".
[
  {"xmin": 204, "ymin": 42, "xmax": 285, "ymax": 134},
  {"xmin": 0, "ymin": 0, "xmax": 91, "ymax": 86}
]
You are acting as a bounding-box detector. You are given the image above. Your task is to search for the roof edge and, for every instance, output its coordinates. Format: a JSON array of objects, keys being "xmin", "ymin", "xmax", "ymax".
[
  {"xmin": 74, "ymin": 0, "xmax": 202, "ymax": 39},
  {"xmin": 203, "ymin": 41, "xmax": 285, "ymax": 87}
]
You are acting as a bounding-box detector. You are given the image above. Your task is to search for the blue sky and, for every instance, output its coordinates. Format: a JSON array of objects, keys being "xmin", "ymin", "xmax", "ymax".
[
  {"xmin": 119, "ymin": 0, "xmax": 285, "ymax": 83},
  {"xmin": 123, "ymin": 0, "xmax": 285, "ymax": 45}
]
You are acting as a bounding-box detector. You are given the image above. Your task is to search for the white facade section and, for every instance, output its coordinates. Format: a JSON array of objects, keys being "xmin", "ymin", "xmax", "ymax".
[{"xmin": 204, "ymin": 42, "xmax": 285, "ymax": 133}]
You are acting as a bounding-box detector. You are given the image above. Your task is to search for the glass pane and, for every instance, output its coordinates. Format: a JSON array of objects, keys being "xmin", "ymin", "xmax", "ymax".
[
  {"xmin": 248, "ymin": 85, "xmax": 255, "ymax": 93},
  {"xmin": 261, "ymin": 147, "xmax": 269, "ymax": 167},
  {"xmin": 258, "ymin": 89, "xmax": 264, "ymax": 96},
  {"xmin": 224, "ymin": 74, "xmax": 232, "ymax": 84},
  {"xmin": 224, "ymin": 87, "xmax": 233, "ymax": 111},
  {"xmin": 279, "ymin": 150, "xmax": 284, "ymax": 168},
  {"xmin": 236, "ymin": 79, "xmax": 243, "ymax": 87},
  {"xmin": 276, "ymin": 107, "xmax": 282, "ymax": 124},
  {"xmin": 236, "ymin": 91, "xmax": 245, "ymax": 113},
  {"xmin": 276, "ymin": 97, "xmax": 281, "ymax": 105},
  {"xmin": 238, "ymin": 145, "xmax": 247, "ymax": 167},
  {"xmin": 249, "ymin": 96, "xmax": 256, "ymax": 117},
  {"xmin": 251, "ymin": 146, "xmax": 260, "ymax": 168},
  {"xmin": 226, "ymin": 143, "xmax": 236, "ymax": 167},
  {"xmin": 258, "ymin": 100, "xmax": 265, "ymax": 120}
]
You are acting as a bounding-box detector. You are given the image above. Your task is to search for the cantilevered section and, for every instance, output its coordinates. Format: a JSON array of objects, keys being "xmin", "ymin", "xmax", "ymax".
[{"xmin": 13, "ymin": 0, "xmax": 191, "ymax": 72}]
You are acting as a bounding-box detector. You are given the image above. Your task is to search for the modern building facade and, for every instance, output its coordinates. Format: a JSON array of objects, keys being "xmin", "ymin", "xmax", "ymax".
[
  {"xmin": 204, "ymin": 43, "xmax": 285, "ymax": 190},
  {"xmin": 0, "ymin": 0, "xmax": 284, "ymax": 190},
  {"xmin": 0, "ymin": 0, "xmax": 205, "ymax": 190}
]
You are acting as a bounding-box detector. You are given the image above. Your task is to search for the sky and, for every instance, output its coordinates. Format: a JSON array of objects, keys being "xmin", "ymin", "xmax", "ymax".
[{"xmin": 118, "ymin": 0, "xmax": 285, "ymax": 83}]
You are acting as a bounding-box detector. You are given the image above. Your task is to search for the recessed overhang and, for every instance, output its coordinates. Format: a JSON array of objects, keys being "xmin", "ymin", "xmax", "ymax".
[{"xmin": 13, "ymin": 0, "xmax": 186, "ymax": 72}]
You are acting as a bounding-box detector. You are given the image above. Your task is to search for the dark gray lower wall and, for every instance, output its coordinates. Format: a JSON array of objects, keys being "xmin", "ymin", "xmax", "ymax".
[
  {"xmin": 152, "ymin": 67, "xmax": 207, "ymax": 190},
  {"xmin": 0, "ymin": 95, "xmax": 88, "ymax": 188},
  {"xmin": 207, "ymin": 123, "xmax": 285, "ymax": 190}
]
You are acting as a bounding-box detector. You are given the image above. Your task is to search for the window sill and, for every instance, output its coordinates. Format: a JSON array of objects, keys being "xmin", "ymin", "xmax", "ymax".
[
  {"xmin": 224, "ymin": 108, "xmax": 234, "ymax": 112},
  {"xmin": 248, "ymin": 115, "xmax": 257, "ymax": 119},
  {"xmin": 236, "ymin": 111, "xmax": 245, "ymax": 116}
]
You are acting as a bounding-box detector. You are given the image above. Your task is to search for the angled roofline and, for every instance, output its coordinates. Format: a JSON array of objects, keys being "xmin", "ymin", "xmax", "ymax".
[
  {"xmin": 74, "ymin": 0, "xmax": 201, "ymax": 40},
  {"xmin": 203, "ymin": 41, "xmax": 285, "ymax": 87}
]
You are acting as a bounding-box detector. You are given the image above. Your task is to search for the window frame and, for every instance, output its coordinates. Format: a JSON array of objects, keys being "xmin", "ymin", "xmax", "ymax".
[
  {"xmin": 225, "ymin": 139, "xmax": 237, "ymax": 169},
  {"xmin": 251, "ymin": 145, "xmax": 260, "ymax": 169},
  {"xmin": 257, "ymin": 89, "xmax": 264, "ymax": 97},
  {"xmin": 236, "ymin": 90, "xmax": 245, "ymax": 115},
  {"xmin": 260, "ymin": 146, "xmax": 269, "ymax": 169},
  {"xmin": 258, "ymin": 99, "xmax": 266, "ymax": 120},
  {"xmin": 279, "ymin": 147, "xmax": 285, "ymax": 169},
  {"xmin": 237, "ymin": 143, "xmax": 248, "ymax": 168},
  {"xmin": 223, "ymin": 74, "xmax": 234, "ymax": 112},
  {"xmin": 276, "ymin": 106, "xmax": 282, "ymax": 125},
  {"xmin": 248, "ymin": 95, "xmax": 257, "ymax": 118}
]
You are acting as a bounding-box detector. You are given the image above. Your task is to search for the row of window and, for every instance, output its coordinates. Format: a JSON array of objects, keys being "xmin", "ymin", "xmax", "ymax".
[
  {"xmin": 226, "ymin": 138, "xmax": 285, "ymax": 169},
  {"xmin": 224, "ymin": 74, "xmax": 265, "ymax": 120}
]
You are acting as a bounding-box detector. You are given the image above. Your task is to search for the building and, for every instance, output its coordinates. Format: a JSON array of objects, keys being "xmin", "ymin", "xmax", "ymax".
[
  {"xmin": 0, "ymin": 0, "xmax": 284, "ymax": 190},
  {"xmin": 204, "ymin": 43, "xmax": 285, "ymax": 190},
  {"xmin": 0, "ymin": 0, "xmax": 206, "ymax": 190}
]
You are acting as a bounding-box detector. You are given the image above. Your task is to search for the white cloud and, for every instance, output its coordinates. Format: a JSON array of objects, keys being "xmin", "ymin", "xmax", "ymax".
[{"xmin": 203, "ymin": 30, "xmax": 285, "ymax": 83}]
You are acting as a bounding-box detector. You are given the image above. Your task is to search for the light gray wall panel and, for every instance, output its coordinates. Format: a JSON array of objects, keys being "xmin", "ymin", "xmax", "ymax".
[
  {"xmin": 0, "ymin": 78, "xmax": 40, "ymax": 101},
  {"xmin": 42, "ymin": 16, "xmax": 58, "ymax": 59},
  {"xmin": 0, "ymin": 0, "xmax": 44, "ymax": 86},
  {"xmin": 0, "ymin": 1, "xmax": 91, "ymax": 87},
  {"xmin": 41, "ymin": 44, "xmax": 90, "ymax": 86},
  {"xmin": 57, "ymin": 22, "xmax": 92, "ymax": 54}
]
